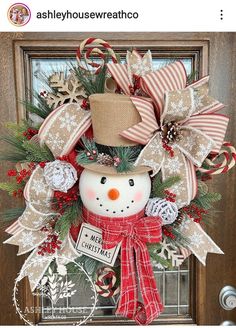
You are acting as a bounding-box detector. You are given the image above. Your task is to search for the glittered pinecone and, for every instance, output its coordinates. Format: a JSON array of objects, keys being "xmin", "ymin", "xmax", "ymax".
[
  {"xmin": 160, "ymin": 121, "xmax": 182, "ymax": 144},
  {"xmin": 97, "ymin": 153, "xmax": 114, "ymax": 166},
  {"xmin": 145, "ymin": 197, "xmax": 178, "ymax": 225}
]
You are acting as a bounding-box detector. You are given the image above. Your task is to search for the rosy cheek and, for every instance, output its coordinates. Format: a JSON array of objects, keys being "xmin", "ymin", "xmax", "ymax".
[
  {"xmin": 85, "ymin": 189, "xmax": 96, "ymax": 200},
  {"xmin": 134, "ymin": 191, "xmax": 143, "ymax": 202}
]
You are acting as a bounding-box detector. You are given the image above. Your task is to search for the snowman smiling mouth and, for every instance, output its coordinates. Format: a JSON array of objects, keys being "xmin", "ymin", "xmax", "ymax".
[{"xmin": 95, "ymin": 195, "xmax": 136, "ymax": 214}]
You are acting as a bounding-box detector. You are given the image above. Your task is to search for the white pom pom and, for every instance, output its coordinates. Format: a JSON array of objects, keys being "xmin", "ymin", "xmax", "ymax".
[
  {"xmin": 44, "ymin": 160, "xmax": 78, "ymax": 193},
  {"xmin": 145, "ymin": 197, "xmax": 178, "ymax": 225}
]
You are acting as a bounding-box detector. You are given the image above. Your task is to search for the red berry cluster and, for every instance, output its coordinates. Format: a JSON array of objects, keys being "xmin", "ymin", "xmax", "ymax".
[
  {"xmin": 162, "ymin": 141, "xmax": 174, "ymax": 157},
  {"xmin": 7, "ymin": 164, "xmax": 35, "ymax": 197},
  {"xmin": 182, "ymin": 204, "xmax": 208, "ymax": 223},
  {"xmin": 23, "ymin": 128, "xmax": 38, "ymax": 140},
  {"xmin": 164, "ymin": 190, "xmax": 176, "ymax": 202},
  {"xmin": 38, "ymin": 229, "xmax": 62, "ymax": 256},
  {"xmin": 162, "ymin": 226, "xmax": 176, "ymax": 240},
  {"xmin": 86, "ymin": 149, "xmax": 97, "ymax": 161},
  {"xmin": 40, "ymin": 90, "xmax": 48, "ymax": 98},
  {"xmin": 52, "ymin": 186, "xmax": 79, "ymax": 214},
  {"xmin": 39, "ymin": 161, "xmax": 48, "ymax": 168},
  {"xmin": 81, "ymin": 99, "xmax": 89, "ymax": 110}
]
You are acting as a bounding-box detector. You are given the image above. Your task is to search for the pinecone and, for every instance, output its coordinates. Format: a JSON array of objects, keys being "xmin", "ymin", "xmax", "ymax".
[
  {"xmin": 97, "ymin": 153, "xmax": 114, "ymax": 166},
  {"xmin": 160, "ymin": 121, "xmax": 182, "ymax": 144}
]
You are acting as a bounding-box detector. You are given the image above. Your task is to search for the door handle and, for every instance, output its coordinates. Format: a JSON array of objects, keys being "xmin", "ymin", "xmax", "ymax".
[{"xmin": 219, "ymin": 286, "xmax": 236, "ymax": 310}]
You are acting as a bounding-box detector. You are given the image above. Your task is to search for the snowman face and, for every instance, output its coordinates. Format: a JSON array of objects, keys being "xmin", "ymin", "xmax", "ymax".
[{"xmin": 79, "ymin": 169, "xmax": 151, "ymax": 217}]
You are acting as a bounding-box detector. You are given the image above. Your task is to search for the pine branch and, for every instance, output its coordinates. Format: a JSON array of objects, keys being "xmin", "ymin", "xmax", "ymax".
[
  {"xmin": 55, "ymin": 199, "xmax": 82, "ymax": 240},
  {"xmin": 66, "ymin": 255, "xmax": 101, "ymax": 287},
  {"xmin": 111, "ymin": 146, "xmax": 139, "ymax": 173},
  {"xmin": 22, "ymin": 141, "xmax": 54, "ymax": 162},
  {"xmin": 5, "ymin": 121, "xmax": 29, "ymax": 139},
  {"xmin": 0, "ymin": 182, "xmax": 24, "ymax": 195},
  {"xmin": 148, "ymin": 243, "xmax": 172, "ymax": 269},
  {"xmin": 192, "ymin": 192, "xmax": 222, "ymax": 210},
  {"xmin": 151, "ymin": 174, "xmax": 181, "ymax": 198},
  {"xmin": 167, "ymin": 226, "xmax": 190, "ymax": 247},
  {"xmin": 0, "ymin": 132, "xmax": 26, "ymax": 162},
  {"xmin": 187, "ymin": 70, "xmax": 198, "ymax": 85},
  {"xmin": 71, "ymin": 58, "xmax": 108, "ymax": 96},
  {"xmin": 0, "ymin": 207, "xmax": 25, "ymax": 224},
  {"xmin": 22, "ymin": 92, "xmax": 53, "ymax": 119},
  {"xmin": 76, "ymin": 137, "xmax": 98, "ymax": 165}
]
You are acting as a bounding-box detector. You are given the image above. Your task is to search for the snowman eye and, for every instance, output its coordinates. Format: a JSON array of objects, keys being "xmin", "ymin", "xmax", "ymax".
[
  {"xmin": 100, "ymin": 177, "xmax": 107, "ymax": 184},
  {"xmin": 129, "ymin": 179, "xmax": 134, "ymax": 186}
]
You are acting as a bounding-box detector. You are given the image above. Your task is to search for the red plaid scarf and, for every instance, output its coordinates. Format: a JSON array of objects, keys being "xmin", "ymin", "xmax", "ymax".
[{"xmin": 82, "ymin": 207, "xmax": 163, "ymax": 325}]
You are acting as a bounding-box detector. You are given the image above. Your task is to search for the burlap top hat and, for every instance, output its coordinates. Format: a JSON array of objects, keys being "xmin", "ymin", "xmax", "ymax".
[{"xmin": 78, "ymin": 93, "xmax": 151, "ymax": 175}]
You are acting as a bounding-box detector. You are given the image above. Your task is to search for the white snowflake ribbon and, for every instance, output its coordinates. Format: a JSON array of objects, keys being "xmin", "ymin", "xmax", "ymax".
[
  {"xmin": 38, "ymin": 102, "xmax": 92, "ymax": 157},
  {"xmin": 135, "ymin": 86, "xmax": 228, "ymax": 207},
  {"xmin": 18, "ymin": 233, "xmax": 79, "ymax": 291},
  {"xmin": 4, "ymin": 164, "xmax": 79, "ymax": 291},
  {"xmin": 178, "ymin": 216, "xmax": 223, "ymax": 265},
  {"xmin": 126, "ymin": 49, "xmax": 153, "ymax": 85}
]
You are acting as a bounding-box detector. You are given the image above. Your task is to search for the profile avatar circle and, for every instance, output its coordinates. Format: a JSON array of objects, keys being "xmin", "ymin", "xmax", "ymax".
[{"xmin": 8, "ymin": 3, "xmax": 31, "ymax": 26}]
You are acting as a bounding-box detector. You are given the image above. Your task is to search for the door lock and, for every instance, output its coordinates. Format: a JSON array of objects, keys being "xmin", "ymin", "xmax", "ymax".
[{"xmin": 219, "ymin": 286, "xmax": 236, "ymax": 310}]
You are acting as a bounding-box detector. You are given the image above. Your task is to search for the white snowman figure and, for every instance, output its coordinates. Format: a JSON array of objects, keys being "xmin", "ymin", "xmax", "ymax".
[
  {"xmin": 78, "ymin": 94, "xmax": 178, "ymax": 224},
  {"xmin": 78, "ymin": 93, "xmax": 153, "ymax": 217},
  {"xmin": 77, "ymin": 93, "xmax": 176, "ymax": 324},
  {"xmin": 79, "ymin": 169, "xmax": 151, "ymax": 217}
]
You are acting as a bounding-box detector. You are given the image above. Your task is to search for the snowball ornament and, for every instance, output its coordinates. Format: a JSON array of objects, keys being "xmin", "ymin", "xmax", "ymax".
[
  {"xmin": 145, "ymin": 197, "xmax": 178, "ymax": 225},
  {"xmin": 43, "ymin": 160, "xmax": 77, "ymax": 192}
]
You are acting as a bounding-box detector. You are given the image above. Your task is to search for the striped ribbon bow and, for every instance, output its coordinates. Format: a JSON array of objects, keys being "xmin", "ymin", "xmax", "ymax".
[
  {"xmin": 83, "ymin": 207, "xmax": 163, "ymax": 325},
  {"xmin": 107, "ymin": 60, "xmax": 229, "ymax": 207}
]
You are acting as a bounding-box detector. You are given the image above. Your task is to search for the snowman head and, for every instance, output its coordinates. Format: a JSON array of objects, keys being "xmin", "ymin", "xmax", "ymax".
[{"xmin": 79, "ymin": 169, "xmax": 151, "ymax": 217}]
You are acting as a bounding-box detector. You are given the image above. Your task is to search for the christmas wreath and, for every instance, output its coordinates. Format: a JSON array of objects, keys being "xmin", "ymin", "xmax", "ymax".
[{"xmin": 1, "ymin": 37, "xmax": 235, "ymax": 325}]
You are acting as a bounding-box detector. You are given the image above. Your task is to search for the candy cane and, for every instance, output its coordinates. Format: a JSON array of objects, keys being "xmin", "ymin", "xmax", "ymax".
[
  {"xmin": 198, "ymin": 142, "xmax": 236, "ymax": 175},
  {"xmin": 76, "ymin": 38, "xmax": 118, "ymax": 73},
  {"xmin": 95, "ymin": 267, "xmax": 120, "ymax": 298}
]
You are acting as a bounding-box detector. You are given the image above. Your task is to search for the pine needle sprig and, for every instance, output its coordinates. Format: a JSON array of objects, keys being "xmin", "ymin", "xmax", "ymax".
[
  {"xmin": 192, "ymin": 192, "xmax": 222, "ymax": 210},
  {"xmin": 0, "ymin": 207, "xmax": 25, "ymax": 224},
  {"xmin": 22, "ymin": 91, "xmax": 53, "ymax": 119},
  {"xmin": 148, "ymin": 243, "xmax": 172, "ymax": 269},
  {"xmin": 167, "ymin": 226, "xmax": 190, "ymax": 247},
  {"xmin": 187, "ymin": 70, "xmax": 198, "ymax": 85},
  {"xmin": 66, "ymin": 255, "xmax": 102, "ymax": 288},
  {"xmin": 0, "ymin": 134, "xmax": 26, "ymax": 162},
  {"xmin": 0, "ymin": 181, "xmax": 25, "ymax": 195},
  {"xmin": 76, "ymin": 137, "xmax": 98, "ymax": 166},
  {"xmin": 5, "ymin": 121, "xmax": 29, "ymax": 140},
  {"xmin": 151, "ymin": 174, "xmax": 181, "ymax": 198},
  {"xmin": 71, "ymin": 57, "xmax": 108, "ymax": 96},
  {"xmin": 22, "ymin": 140, "xmax": 54, "ymax": 162},
  {"xmin": 111, "ymin": 146, "xmax": 139, "ymax": 173},
  {"xmin": 55, "ymin": 199, "xmax": 82, "ymax": 240}
]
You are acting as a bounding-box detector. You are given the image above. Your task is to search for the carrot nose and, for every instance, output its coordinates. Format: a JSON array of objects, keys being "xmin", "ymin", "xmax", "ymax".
[{"xmin": 108, "ymin": 188, "xmax": 120, "ymax": 200}]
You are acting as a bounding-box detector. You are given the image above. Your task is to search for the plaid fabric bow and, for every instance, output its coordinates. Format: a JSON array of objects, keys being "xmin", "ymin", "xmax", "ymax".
[{"xmin": 83, "ymin": 207, "xmax": 163, "ymax": 325}]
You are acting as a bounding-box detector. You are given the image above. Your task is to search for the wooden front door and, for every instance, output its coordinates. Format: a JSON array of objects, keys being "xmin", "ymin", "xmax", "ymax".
[{"xmin": 0, "ymin": 32, "xmax": 236, "ymax": 325}]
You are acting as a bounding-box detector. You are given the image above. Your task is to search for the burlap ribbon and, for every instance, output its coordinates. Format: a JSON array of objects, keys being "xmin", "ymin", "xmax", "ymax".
[
  {"xmin": 107, "ymin": 60, "xmax": 229, "ymax": 207},
  {"xmin": 4, "ymin": 102, "xmax": 90, "ymax": 290},
  {"xmin": 178, "ymin": 215, "xmax": 223, "ymax": 265},
  {"xmin": 83, "ymin": 207, "xmax": 163, "ymax": 325}
]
